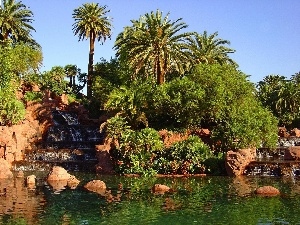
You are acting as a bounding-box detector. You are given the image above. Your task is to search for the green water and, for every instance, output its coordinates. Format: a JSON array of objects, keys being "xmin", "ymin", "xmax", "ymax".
[{"xmin": 1, "ymin": 173, "xmax": 300, "ymax": 225}]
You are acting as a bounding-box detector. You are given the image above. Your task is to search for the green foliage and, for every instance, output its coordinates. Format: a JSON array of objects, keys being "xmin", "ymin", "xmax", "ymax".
[
  {"xmin": 105, "ymin": 115, "xmax": 131, "ymax": 141},
  {"xmin": 23, "ymin": 91, "xmax": 42, "ymax": 102},
  {"xmin": 0, "ymin": 88, "xmax": 26, "ymax": 125},
  {"xmin": 187, "ymin": 31, "xmax": 237, "ymax": 66},
  {"xmin": 256, "ymin": 73, "xmax": 300, "ymax": 128},
  {"xmin": 109, "ymin": 122, "xmax": 164, "ymax": 176},
  {"xmin": 105, "ymin": 80, "xmax": 155, "ymax": 128},
  {"xmin": 114, "ymin": 9, "xmax": 193, "ymax": 84},
  {"xmin": 150, "ymin": 76, "xmax": 205, "ymax": 129},
  {"xmin": 0, "ymin": 0, "xmax": 39, "ymax": 48},
  {"xmin": 40, "ymin": 66, "xmax": 68, "ymax": 95},
  {"xmin": 155, "ymin": 136, "xmax": 212, "ymax": 174},
  {"xmin": 190, "ymin": 64, "xmax": 278, "ymax": 150}
]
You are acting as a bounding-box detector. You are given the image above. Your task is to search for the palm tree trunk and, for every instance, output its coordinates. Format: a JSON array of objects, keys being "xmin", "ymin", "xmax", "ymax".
[{"xmin": 87, "ymin": 31, "xmax": 95, "ymax": 98}]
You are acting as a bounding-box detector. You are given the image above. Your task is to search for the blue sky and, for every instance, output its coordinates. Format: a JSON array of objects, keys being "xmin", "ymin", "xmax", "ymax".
[{"xmin": 22, "ymin": 0, "xmax": 300, "ymax": 84}]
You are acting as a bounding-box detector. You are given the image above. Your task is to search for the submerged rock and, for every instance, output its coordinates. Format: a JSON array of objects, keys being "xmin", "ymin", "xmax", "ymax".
[
  {"xmin": 152, "ymin": 184, "xmax": 171, "ymax": 194},
  {"xmin": 84, "ymin": 180, "xmax": 107, "ymax": 195},
  {"xmin": 255, "ymin": 186, "xmax": 280, "ymax": 196}
]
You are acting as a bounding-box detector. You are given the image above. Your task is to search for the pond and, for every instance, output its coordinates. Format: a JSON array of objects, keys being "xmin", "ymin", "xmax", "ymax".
[{"xmin": 0, "ymin": 173, "xmax": 300, "ymax": 225}]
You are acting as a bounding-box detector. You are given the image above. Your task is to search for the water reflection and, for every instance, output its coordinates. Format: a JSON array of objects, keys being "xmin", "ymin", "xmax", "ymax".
[{"xmin": 0, "ymin": 175, "xmax": 300, "ymax": 224}]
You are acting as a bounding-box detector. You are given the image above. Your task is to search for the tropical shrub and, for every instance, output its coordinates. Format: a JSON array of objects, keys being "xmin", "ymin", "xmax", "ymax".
[
  {"xmin": 154, "ymin": 136, "xmax": 212, "ymax": 175},
  {"xmin": 107, "ymin": 118, "xmax": 164, "ymax": 176}
]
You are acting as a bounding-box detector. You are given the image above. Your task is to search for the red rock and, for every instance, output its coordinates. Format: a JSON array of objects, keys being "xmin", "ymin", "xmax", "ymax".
[
  {"xmin": 255, "ymin": 186, "xmax": 280, "ymax": 196},
  {"xmin": 152, "ymin": 184, "xmax": 171, "ymax": 194},
  {"xmin": 225, "ymin": 148, "xmax": 256, "ymax": 176},
  {"xmin": 284, "ymin": 146, "xmax": 300, "ymax": 160},
  {"xmin": 47, "ymin": 166, "xmax": 80, "ymax": 190},
  {"xmin": 290, "ymin": 128, "xmax": 300, "ymax": 137},
  {"xmin": 278, "ymin": 127, "xmax": 289, "ymax": 138},
  {"xmin": 84, "ymin": 180, "xmax": 107, "ymax": 195}
]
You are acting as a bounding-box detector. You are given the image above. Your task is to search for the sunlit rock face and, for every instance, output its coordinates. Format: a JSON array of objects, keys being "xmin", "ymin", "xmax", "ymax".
[{"xmin": 225, "ymin": 148, "xmax": 256, "ymax": 176}]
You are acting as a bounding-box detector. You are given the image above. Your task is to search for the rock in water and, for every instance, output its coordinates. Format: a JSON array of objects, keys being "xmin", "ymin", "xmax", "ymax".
[{"xmin": 255, "ymin": 186, "xmax": 280, "ymax": 196}]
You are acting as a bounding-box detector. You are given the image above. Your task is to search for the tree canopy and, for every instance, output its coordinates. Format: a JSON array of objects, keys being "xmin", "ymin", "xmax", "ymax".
[
  {"xmin": 114, "ymin": 10, "xmax": 193, "ymax": 84},
  {"xmin": 0, "ymin": 0, "xmax": 39, "ymax": 47}
]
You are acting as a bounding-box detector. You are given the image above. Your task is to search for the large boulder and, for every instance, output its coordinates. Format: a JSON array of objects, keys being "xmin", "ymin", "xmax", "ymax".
[
  {"xmin": 255, "ymin": 186, "xmax": 280, "ymax": 196},
  {"xmin": 225, "ymin": 148, "xmax": 256, "ymax": 176},
  {"xmin": 47, "ymin": 166, "xmax": 80, "ymax": 190},
  {"xmin": 0, "ymin": 158, "xmax": 13, "ymax": 179}
]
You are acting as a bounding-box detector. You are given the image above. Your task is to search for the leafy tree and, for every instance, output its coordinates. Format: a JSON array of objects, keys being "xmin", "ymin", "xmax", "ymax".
[
  {"xmin": 40, "ymin": 66, "xmax": 68, "ymax": 96},
  {"xmin": 72, "ymin": 3, "xmax": 112, "ymax": 98},
  {"xmin": 114, "ymin": 9, "xmax": 193, "ymax": 84},
  {"xmin": 104, "ymin": 80, "xmax": 154, "ymax": 128},
  {"xmin": 91, "ymin": 58, "xmax": 127, "ymax": 112},
  {"xmin": 149, "ymin": 76, "xmax": 205, "ymax": 129},
  {"xmin": 0, "ymin": 0, "xmax": 39, "ymax": 47},
  {"xmin": 257, "ymin": 73, "xmax": 300, "ymax": 127},
  {"xmin": 187, "ymin": 31, "xmax": 237, "ymax": 66},
  {"xmin": 190, "ymin": 64, "xmax": 278, "ymax": 150},
  {"xmin": 0, "ymin": 44, "xmax": 26, "ymax": 125}
]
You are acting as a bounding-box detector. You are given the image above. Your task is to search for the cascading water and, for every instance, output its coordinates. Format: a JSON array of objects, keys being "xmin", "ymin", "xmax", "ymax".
[
  {"xmin": 13, "ymin": 110, "xmax": 104, "ymax": 172},
  {"xmin": 244, "ymin": 137, "xmax": 300, "ymax": 177}
]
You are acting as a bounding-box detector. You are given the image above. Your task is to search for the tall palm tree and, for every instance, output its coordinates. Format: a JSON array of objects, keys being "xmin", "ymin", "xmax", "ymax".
[
  {"xmin": 72, "ymin": 3, "xmax": 112, "ymax": 98},
  {"xmin": 0, "ymin": 0, "xmax": 38, "ymax": 46},
  {"xmin": 114, "ymin": 10, "xmax": 193, "ymax": 84},
  {"xmin": 187, "ymin": 31, "xmax": 236, "ymax": 66}
]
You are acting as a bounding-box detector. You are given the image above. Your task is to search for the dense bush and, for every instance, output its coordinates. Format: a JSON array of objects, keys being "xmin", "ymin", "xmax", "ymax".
[{"xmin": 154, "ymin": 136, "xmax": 212, "ymax": 175}]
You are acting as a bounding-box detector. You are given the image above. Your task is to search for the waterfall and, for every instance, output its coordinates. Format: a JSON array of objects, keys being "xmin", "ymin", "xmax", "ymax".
[{"xmin": 13, "ymin": 110, "xmax": 104, "ymax": 172}]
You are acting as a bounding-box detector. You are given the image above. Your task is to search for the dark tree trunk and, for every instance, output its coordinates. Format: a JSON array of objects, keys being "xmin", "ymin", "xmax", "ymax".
[{"xmin": 87, "ymin": 31, "xmax": 95, "ymax": 98}]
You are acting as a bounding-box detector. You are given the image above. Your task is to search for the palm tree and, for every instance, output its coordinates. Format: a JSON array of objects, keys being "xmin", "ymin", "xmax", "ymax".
[
  {"xmin": 72, "ymin": 3, "xmax": 112, "ymax": 98},
  {"xmin": 0, "ymin": 0, "xmax": 38, "ymax": 46},
  {"xmin": 187, "ymin": 31, "xmax": 236, "ymax": 66},
  {"xmin": 114, "ymin": 10, "xmax": 193, "ymax": 85}
]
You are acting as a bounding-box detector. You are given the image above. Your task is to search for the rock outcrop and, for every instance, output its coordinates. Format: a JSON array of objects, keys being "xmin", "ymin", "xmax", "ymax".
[{"xmin": 225, "ymin": 148, "xmax": 256, "ymax": 176}]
